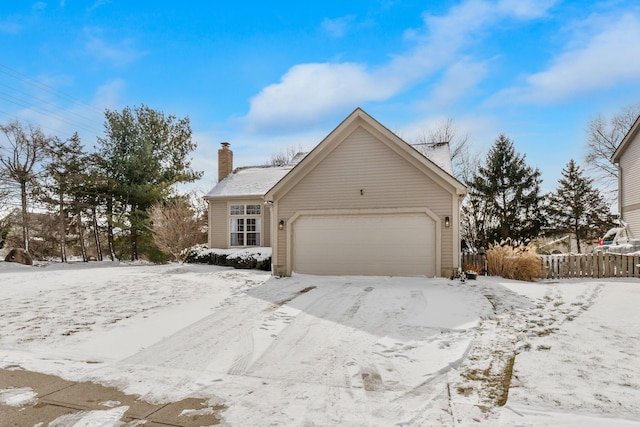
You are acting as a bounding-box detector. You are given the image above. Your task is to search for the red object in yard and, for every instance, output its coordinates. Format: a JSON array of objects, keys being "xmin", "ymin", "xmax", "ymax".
[{"xmin": 598, "ymin": 238, "xmax": 603, "ymax": 246}]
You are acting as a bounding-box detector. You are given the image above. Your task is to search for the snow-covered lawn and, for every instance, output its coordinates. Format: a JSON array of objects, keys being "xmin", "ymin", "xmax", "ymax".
[{"xmin": 1, "ymin": 261, "xmax": 639, "ymax": 426}]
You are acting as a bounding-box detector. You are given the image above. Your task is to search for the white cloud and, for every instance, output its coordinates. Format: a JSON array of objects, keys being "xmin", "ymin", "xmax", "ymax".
[
  {"xmin": 243, "ymin": 0, "xmax": 556, "ymax": 133},
  {"xmin": 321, "ymin": 15, "xmax": 356, "ymax": 38},
  {"xmin": 496, "ymin": 0, "xmax": 558, "ymax": 19},
  {"xmin": 495, "ymin": 13, "xmax": 640, "ymax": 104},
  {"xmin": 83, "ymin": 27, "xmax": 147, "ymax": 67},
  {"xmin": 94, "ymin": 79, "xmax": 124, "ymax": 110},
  {"xmin": 0, "ymin": 20, "xmax": 22, "ymax": 34},
  {"xmin": 428, "ymin": 58, "xmax": 489, "ymax": 108},
  {"xmin": 32, "ymin": 2, "xmax": 47, "ymax": 12},
  {"xmin": 246, "ymin": 63, "xmax": 399, "ymax": 132}
]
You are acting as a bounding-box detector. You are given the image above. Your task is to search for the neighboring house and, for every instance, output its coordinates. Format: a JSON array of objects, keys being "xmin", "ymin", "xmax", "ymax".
[
  {"xmin": 612, "ymin": 113, "xmax": 640, "ymax": 241},
  {"xmin": 205, "ymin": 108, "xmax": 467, "ymax": 277}
]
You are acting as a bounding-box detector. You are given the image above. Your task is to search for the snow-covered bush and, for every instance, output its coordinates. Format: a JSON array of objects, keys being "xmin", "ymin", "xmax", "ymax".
[
  {"xmin": 183, "ymin": 245, "xmax": 271, "ymax": 271},
  {"xmin": 486, "ymin": 239, "xmax": 541, "ymax": 281}
]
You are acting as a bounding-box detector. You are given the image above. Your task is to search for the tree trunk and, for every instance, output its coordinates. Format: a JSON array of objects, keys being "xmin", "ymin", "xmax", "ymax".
[
  {"xmin": 128, "ymin": 204, "xmax": 139, "ymax": 261},
  {"xmin": 76, "ymin": 201, "xmax": 87, "ymax": 262},
  {"xmin": 106, "ymin": 195, "xmax": 116, "ymax": 261},
  {"xmin": 20, "ymin": 180, "xmax": 29, "ymax": 252},
  {"xmin": 59, "ymin": 188, "xmax": 66, "ymax": 262},
  {"xmin": 92, "ymin": 205, "xmax": 103, "ymax": 261}
]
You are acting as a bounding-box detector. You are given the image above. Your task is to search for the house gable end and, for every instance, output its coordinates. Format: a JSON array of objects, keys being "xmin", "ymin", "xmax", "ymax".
[
  {"xmin": 613, "ymin": 113, "xmax": 640, "ymax": 163},
  {"xmin": 265, "ymin": 108, "xmax": 466, "ymax": 202}
]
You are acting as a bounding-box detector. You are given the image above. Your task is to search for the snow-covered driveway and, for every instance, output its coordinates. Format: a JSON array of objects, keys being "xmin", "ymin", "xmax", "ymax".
[
  {"xmin": 1, "ymin": 262, "xmax": 640, "ymax": 426},
  {"xmin": 0, "ymin": 262, "xmax": 490, "ymax": 425}
]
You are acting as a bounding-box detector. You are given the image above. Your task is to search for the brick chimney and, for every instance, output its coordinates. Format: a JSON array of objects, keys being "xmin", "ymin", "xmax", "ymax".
[{"xmin": 218, "ymin": 142, "xmax": 233, "ymax": 182}]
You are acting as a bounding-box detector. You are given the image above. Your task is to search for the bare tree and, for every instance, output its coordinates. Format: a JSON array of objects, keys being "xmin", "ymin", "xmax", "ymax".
[
  {"xmin": 268, "ymin": 145, "xmax": 304, "ymax": 166},
  {"xmin": 0, "ymin": 121, "xmax": 50, "ymax": 251},
  {"xmin": 150, "ymin": 197, "xmax": 205, "ymax": 261},
  {"xmin": 586, "ymin": 103, "xmax": 640, "ymax": 193},
  {"xmin": 413, "ymin": 118, "xmax": 477, "ymax": 182}
]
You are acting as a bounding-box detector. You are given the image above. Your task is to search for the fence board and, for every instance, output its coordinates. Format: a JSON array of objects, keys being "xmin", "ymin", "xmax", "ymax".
[{"xmin": 464, "ymin": 253, "xmax": 640, "ymax": 280}]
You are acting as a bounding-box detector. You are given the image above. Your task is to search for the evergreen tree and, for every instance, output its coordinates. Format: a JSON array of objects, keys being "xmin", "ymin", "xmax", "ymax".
[
  {"xmin": 96, "ymin": 105, "xmax": 202, "ymax": 260},
  {"xmin": 41, "ymin": 133, "xmax": 85, "ymax": 262},
  {"xmin": 466, "ymin": 134, "xmax": 545, "ymax": 249},
  {"xmin": 547, "ymin": 159, "xmax": 614, "ymax": 253}
]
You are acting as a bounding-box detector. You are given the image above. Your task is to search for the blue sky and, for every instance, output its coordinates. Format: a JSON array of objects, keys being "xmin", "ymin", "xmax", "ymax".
[{"xmin": 2, "ymin": 0, "xmax": 640, "ymax": 193}]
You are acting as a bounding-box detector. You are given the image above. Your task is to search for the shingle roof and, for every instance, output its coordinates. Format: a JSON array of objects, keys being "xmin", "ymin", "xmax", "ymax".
[{"xmin": 205, "ymin": 165, "xmax": 294, "ymax": 198}]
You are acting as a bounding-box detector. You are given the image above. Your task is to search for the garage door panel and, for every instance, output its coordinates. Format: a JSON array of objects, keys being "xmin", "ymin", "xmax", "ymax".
[{"xmin": 292, "ymin": 213, "xmax": 435, "ymax": 276}]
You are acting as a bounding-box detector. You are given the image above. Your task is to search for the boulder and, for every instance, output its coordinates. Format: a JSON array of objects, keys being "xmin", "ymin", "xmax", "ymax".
[{"xmin": 4, "ymin": 248, "xmax": 33, "ymax": 266}]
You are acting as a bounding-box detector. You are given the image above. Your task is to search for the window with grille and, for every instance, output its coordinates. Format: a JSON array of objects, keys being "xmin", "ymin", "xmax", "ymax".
[{"xmin": 230, "ymin": 204, "xmax": 261, "ymax": 246}]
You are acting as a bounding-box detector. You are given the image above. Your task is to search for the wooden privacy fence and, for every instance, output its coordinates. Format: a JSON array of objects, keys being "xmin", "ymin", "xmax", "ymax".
[
  {"xmin": 462, "ymin": 252, "xmax": 640, "ymax": 279},
  {"xmin": 539, "ymin": 253, "xmax": 640, "ymax": 279}
]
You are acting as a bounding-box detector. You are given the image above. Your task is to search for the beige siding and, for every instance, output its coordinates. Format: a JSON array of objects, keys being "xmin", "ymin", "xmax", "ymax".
[
  {"xmin": 207, "ymin": 198, "xmax": 269, "ymax": 248},
  {"xmin": 275, "ymin": 127, "xmax": 455, "ymax": 274},
  {"xmin": 263, "ymin": 204, "xmax": 272, "ymax": 246},
  {"xmin": 208, "ymin": 199, "xmax": 228, "ymax": 248},
  {"xmin": 620, "ymin": 133, "xmax": 640, "ymax": 238}
]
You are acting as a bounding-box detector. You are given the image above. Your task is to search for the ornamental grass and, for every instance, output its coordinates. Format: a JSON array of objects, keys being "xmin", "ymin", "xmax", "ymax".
[{"xmin": 486, "ymin": 239, "xmax": 542, "ymax": 281}]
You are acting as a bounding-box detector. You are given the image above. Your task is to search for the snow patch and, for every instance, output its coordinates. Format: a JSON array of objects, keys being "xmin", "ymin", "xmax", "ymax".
[{"xmin": 0, "ymin": 387, "xmax": 37, "ymax": 406}]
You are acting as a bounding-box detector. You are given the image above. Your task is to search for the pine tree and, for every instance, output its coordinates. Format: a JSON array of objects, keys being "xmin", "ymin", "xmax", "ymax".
[
  {"xmin": 547, "ymin": 159, "xmax": 614, "ymax": 253},
  {"xmin": 41, "ymin": 133, "xmax": 85, "ymax": 262},
  {"xmin": 96, "ymin": 105, "xmax": 203, "ymax": 260},
  {"xmin": 466, "ymin": 134, "xmax": 545, "ymax": 249}
]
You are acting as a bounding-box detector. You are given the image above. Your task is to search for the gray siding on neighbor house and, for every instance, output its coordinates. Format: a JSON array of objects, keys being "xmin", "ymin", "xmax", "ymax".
[
  {"xmin": 275, "ymin": 126, "xmax": 456, "ymax": 273},
  {"xmin": 207, "ymin": 197, "xmax": 270, "ymax": 248},
  {"xmin": 619, "ymin": 133, "xmax": 640, "ymax": 238}
]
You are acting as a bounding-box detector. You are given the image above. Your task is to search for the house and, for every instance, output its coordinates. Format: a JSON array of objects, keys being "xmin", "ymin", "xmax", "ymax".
[
  {"xmin": 612, "ymin": 113, "xmax": 640, "ymax": 242},
  {"xmin": 205, "ymin": 108, "xmax": 467, "ymax": 277}
]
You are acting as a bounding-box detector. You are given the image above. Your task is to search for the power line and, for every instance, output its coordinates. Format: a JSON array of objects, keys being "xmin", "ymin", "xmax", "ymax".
[
  {"xmin": 0, "ymin": 62, "xmax": 106, "ymax": 137},
  {"xmin": 0, "ymin": 81, "xmax": 98, "ymax": 126},
  {"xmin": 0, "ymin": 90, "xmax": 101, "ymax": 134},
  {"xmin": 0, "ymin": 63, "xmax": 104, "ymax": 116}
]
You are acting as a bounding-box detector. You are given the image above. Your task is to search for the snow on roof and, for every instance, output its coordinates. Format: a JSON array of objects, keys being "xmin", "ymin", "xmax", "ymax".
[
  {"xmin": 411, "ymin": 142, "xmax": 453, "ymax": 175},
  {"xmin": 206, "ymin": 165, "xmax": 292, "ymax": 198}
]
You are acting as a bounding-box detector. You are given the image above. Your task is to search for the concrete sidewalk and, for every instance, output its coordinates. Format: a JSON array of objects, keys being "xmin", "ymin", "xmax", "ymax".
[{"xmin": 0, "ymin": 368, "xmax": 224, "ymax": 426}]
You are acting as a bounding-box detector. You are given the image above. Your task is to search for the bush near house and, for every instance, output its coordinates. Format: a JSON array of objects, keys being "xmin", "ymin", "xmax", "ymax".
[
  {"xmin": 486, "ymin": 239, "xmax": 542, "ymax": 282},
  {"xmin": 184, "ymin": 245, "xmax": 272, "ymax": 271}
]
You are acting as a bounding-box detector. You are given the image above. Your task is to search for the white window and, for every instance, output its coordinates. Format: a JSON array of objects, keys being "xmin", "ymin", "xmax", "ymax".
[{"xmin": 230, "ymin": 204, "xmax": 261, "ymax": 246}]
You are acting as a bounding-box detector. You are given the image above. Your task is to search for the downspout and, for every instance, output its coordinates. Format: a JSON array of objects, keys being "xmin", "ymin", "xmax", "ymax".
[{"xmin": 617, "ymin": 163, "xmax": 623, "ymax": 221}]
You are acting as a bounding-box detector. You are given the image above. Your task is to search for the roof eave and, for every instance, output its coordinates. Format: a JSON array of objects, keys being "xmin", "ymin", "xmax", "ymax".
[{"xmin": 612, "ymin": 113, "xmax": 640, "ymax": 163}]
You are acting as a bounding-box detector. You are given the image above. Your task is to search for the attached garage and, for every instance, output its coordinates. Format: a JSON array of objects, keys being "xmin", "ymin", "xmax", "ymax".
[
  {"xmin": 258, "ymin": 108, "xmax": 467, "ymax": 277},
  {"xmin": 290, "ymin": 210, "xmax": 438, "ymax": 276}
]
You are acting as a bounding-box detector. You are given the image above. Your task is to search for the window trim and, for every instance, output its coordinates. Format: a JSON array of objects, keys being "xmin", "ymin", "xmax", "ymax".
[{"xmin": 228, "ymin": 203, "xmax": 262, "ymax": 247}]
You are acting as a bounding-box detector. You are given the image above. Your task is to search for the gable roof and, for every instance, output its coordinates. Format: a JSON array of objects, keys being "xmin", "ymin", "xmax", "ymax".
[
  {"xmin": 612, "ymin": 113, "xmax": 640, "ymax": 162},
  {"xmin": 265, "ymin": 107, "xmax": 466, "ymax": 201},
  {"xmin": 205, "ymin": 150, "xmax": 308, "ymax": 199},
  {"xmin": 206, "ymin": 108, "xmax": 466, "ymax": 200}
]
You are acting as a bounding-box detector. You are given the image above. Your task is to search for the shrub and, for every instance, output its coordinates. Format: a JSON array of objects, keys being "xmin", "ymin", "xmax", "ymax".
[
  {"xmin": 486, "ymin": 239, "xmax": 541, "ymax": 281},
  {"xmin": 183, "ymin": 245, "xmax": 272, "ymax": 271}
]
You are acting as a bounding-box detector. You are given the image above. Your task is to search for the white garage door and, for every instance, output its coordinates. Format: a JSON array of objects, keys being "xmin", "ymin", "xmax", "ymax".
[{"xmin": 292, "ymin": 213, "xmax": 435, "ymax": 276}]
